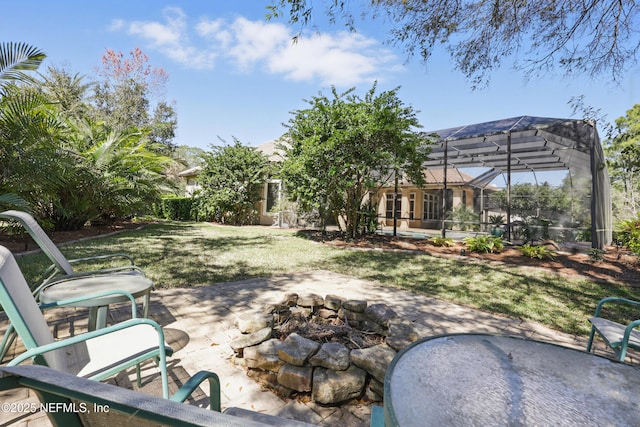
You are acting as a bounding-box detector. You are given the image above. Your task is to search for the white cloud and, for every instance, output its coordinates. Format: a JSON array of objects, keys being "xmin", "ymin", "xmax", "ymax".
[
  {"xmin": 267, "ymin": 32, "xmax": 385, "ymax": 86},
  {"xmin": 110, "ymin": 7, "xmax": 397, "ymax": 85},
  {"xmin": 108, "ymin": 19, "xmax": 125, "ymax": 32}
]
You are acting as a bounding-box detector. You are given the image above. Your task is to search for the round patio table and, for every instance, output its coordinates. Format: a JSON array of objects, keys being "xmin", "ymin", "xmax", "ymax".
[
  {"xmin": 39, "ymin": 275, "xmax": 153, "ymax": 331},
  {"xmin": 384, "ymin": 333, "xmax": 640, "ymax": 426}
]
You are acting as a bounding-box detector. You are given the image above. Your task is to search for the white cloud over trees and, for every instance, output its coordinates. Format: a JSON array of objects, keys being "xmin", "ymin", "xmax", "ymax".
[{"xmin": 110, "ymin": 6, "xmax": 397, "ymax": 86}]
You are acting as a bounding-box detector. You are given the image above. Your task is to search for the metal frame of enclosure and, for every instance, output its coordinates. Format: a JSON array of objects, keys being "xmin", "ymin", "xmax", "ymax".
[{"xmin": 422, "ymin": 116, "xmax": 612, "ymax": 249}]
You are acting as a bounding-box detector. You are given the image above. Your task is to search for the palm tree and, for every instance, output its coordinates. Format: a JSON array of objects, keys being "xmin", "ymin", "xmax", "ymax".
[{"xmin": 0, "ymin": 42, "xmax": 47, "ymax": 212}]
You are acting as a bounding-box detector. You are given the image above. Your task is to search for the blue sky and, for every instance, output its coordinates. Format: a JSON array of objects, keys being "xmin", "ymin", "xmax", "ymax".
[{"xmin": 2, "ymin": 1, "xmax": 638, "ymax": 185}]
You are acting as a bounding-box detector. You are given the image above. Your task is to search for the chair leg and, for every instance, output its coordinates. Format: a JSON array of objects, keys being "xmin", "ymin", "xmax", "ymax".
[
  {"xmin": 586, "ymin": 326, "xmax": 597, "ymax": 353},
  {"xmin": 0, "ymin": 324, "xmax": 17, "ymax": 362},
  {"xmin": 136, "ymin": 364, "xmax": 142, "ymax": 388},
  {"xmin": 618, "ymin": 343, "xmax": 629, "ymax": 362}
]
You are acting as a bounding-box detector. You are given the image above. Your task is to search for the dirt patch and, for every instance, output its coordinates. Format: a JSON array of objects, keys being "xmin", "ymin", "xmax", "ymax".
[{"xmin": 299, "ymin": 230, "xmax": 640, "ymax": 287}]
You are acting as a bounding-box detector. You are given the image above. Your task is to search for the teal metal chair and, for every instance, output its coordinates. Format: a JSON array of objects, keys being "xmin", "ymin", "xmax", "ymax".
[
  {"xmin": 0, "ymin": 210, "xmax": 145, "ymax": 289},
  {"xmin": 587, "ymin": 296, "xmax": 640, "ymax": 362},
  {"xmin": 0, "ymin": 246, "xmax": 180, "ymax": 400},
  {"xmin": 0, "ymin": 210, "xmax": 150, "ymax": 360},
  {"xmin": 0, "ymin": 365, "xmax": 314, "ymax": 426}
]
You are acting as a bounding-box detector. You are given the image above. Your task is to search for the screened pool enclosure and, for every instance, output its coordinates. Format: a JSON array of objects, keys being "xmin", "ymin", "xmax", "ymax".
[{"xmin": 422, "ymin": 116, "xmax": 612, "ymax": 249}]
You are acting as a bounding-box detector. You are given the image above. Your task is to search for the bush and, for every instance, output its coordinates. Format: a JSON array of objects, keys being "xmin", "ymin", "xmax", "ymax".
[
  {"xmin": 519, "ymin": 244, "xmax": 555, "ymax": 260},
  {"xmin": 156, "ymin": 196, "xmax": 195, "ymax": 221},
  {"xmin": 617, "ymin": 216, "xmax": 640, "ymax": 256},
  {"xmin": 450, "ymin": 206, "xmax": 479, "ymax": 231},
  {"xmin": 463, "ymin": 235, "xmax": 504, "ymax": 253},
  {"xmin": 429, "ymin": 236, "xmax": 454, "ymax": 247}
]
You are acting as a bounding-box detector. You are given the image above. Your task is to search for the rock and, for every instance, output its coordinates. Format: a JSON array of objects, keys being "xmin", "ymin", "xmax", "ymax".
[
  {"xmin": 279, "ymin": 293, "xmax": 298, "ymax": 306},
  {"xmin": 263, "ymin": 303, "xmax": 291, "ymax": 315},
  {"xmin": 385, "ymin": 318, "xmax": 420, "ymax": 351},
  {"xmin": 229, "ymin": 327, "xmax": 273, "ymax": 354},
  {"xmin": 248, "ymin": 370, "xmax": 294, "ymax": 398},
  {"xmin": 339, "ymin": 308, "xmax": 367, "ymax": 322},
  {"xmin": 290, "ymin": 306, "xmax": 312, "ymax": 318},
  {"xmin": 244, "ymin": 339, "xmax": 285, "ymax": 372},
  {"xmin": 362, "ymin": 320, "xmax": 386, "ymax": 335},
  {"xmin": 277, "ymin": 333, "xmax": 320, "ymax": 366},
  {"xmin": 350, "ymin": 344, "xmax": 397, "ymax": 382},
  {"xmin": 343, "ymin": 299, "xmax": 367, "ymax": 313},
  {"xmin": 236, "ymin": 311, "xmax": 273, "ymax": 334},
  {"xmin": 312, "ymin": 365, "xmax": 367, "ymax": 404},
  {"xmin": 324, "ymin": 294, "xmax": 344, "ymax": 310},
  {"xmin": 318, "ymin": 308, "xmax": 338, "ymax": 319},
  {"xmin": 365, "ymin": 304, "xmax": 397, "ymax": 327},
  {"xmin": 277, "ymin": 364, "xmax": 313, "ymax": 392},
  {"xmin": 297, "ymin": 293, "xmax": 324, "ymax": 308},
  {"xmin": 369, "ymin": 378, "xmax": 384, "ymax": 397},
  {"xmin": 309, "ymin": 342, "xmax": 350, "ymax": 371}
]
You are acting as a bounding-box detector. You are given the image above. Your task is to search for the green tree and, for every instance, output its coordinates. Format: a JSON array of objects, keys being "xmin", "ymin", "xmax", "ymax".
[
  {"xmin": 57, "ymin": 119, "xmax": 176, "ymax": 228},
  {"xmin": 604, "ymin": 104, "xmax": 640, "ymax": 222},
  {"xmin": 489, "ymin": 182, "xmax": 572, "ymax": 223},
  {"xmin": 197, "ymin": 140, "xmax": 272, "ymax": 225},
  {"xmin": 39, "ymin": 66, "xmax": 94, "ymax": 120},
  {"xmin": 268, "ymin": 1, "xmax": 639, "ymax": 87},
  {"xmin": 280, "ymin": 83, "xmax": 430, "ymax": 238},
  {"xmin": 93, "ymin": 48, "xmax": 177, "ymax": 153}
]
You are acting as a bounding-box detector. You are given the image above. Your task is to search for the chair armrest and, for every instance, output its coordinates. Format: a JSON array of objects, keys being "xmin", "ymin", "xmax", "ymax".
[
  {"xmin": 7, "ymin": 318, "xmax": 165, "ymax": 367},
  {"xmin": 170, "ymin": 370, "xmax": 221, "ymax": 411},
  {"xmin": 47, "ymin": 265, "xmax": 147, "ymax": 282},
  {"xmin": 623, "ymin": 319, "xmax": 640, "ymax": 343},
  {"xmin": 39, "ymin": 289, "xmax": 138, "ymax": 319},
  {"xmin": 593, "ymin": 297, "xmax": 640, "ymax": 317},
  {"xmin": 68, "ymin": 253, "xmax": 136, "ymax": 266}
]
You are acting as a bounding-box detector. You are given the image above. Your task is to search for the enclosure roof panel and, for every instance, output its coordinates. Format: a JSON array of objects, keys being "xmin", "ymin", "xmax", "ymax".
[{"xmin": 422, "ymin": 116, "xmax": 598, "ymax": 175}]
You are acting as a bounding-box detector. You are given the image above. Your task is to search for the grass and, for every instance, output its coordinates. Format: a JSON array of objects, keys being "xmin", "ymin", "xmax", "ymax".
[{"xmin": 15, "ymin": 221, "xmax": 640, "ymax": 337}]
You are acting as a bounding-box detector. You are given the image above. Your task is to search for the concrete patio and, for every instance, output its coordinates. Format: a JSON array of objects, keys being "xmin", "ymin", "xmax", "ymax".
[{"xmin": 0, "ymin": 270, "xmax": 616, "ymax": 426}]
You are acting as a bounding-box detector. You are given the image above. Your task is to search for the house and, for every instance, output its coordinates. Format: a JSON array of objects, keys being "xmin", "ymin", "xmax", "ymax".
[
  {"xmin": 177, "ymin": 166, "xmax": 202, "ymax": 196},
  {"xmin": 372, "ymin": 168, "xmax": 500, "ymax": 232},
  {"xmin": 178, "ymin": 139, "xmax": 498, "ymax": 230},
  {"xmin": 176, "ymin": 140, "xmax": 286, "ymax": 226}
]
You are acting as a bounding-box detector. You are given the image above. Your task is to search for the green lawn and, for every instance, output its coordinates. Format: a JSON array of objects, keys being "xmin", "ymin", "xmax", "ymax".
[{"xmin": 15, "ymin": 221, "xmax": 640, "ymax": 337}]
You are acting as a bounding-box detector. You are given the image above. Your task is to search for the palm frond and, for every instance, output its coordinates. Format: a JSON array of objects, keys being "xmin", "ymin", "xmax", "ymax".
[{"xmin": 0, "ymin": 42, "xmax": 46, "ymax": 84}]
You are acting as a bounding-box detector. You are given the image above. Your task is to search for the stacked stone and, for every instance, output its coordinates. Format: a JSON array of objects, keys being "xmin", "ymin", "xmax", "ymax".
[{"xmin": 229, "ymin": 293, "xmax": 420, "ymax": 405}]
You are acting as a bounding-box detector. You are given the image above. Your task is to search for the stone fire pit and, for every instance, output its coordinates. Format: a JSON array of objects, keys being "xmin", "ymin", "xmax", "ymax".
[{"xmin": 230, "ymin": 293, "xmax": 420, "ymax": 405}]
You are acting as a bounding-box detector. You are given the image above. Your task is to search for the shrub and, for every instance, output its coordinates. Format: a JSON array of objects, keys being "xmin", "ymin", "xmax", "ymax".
[
  {"xmin": 489, "ymin": 214, "xmax": 505, "ymax": 225},
  {"xmin": 588, "ymin": 248, "xmax": 606, "ymax": 262},
  {"xmin": 451, "ymin": 206, "xmax": 479, "ymax": 231},
  {"xmin": 519, "ymin": 244, "xmax": 555, "ymax": 260},
  {"xmin": 156, "ymin": 196, "xmax": 195, "ymax": 221},
  {"xmin": 463, "ymin": 235, "xmax": 504, "ymax": 253},
  {"xmin": 429, "ymin": 236, "xmax": 454, "ymax": 247},
  {"xmin": 617, "ymin": 216, "xmax": 640, "ymax": 256}
]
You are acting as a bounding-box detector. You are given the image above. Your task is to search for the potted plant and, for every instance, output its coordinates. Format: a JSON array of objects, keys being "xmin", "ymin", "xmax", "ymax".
[{"xmin": 489, "ymin": 214, "xmax": 505, "ymax": 237}]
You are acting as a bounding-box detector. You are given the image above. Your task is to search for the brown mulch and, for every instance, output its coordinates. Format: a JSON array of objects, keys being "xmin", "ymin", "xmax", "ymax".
[
  {"xmin": 0, "ymin": 221, "xmax": 149, "ymax": 254},
  {"xmin": 2, "ymin": 222, "xmax": 638, "ymax": 287},
  {"xmin": 299, "ymin": 230, "xmax": 640, "ymax": 287}
]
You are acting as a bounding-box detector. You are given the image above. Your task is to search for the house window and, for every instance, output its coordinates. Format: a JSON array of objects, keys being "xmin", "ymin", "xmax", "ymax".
[
  {"xmin": 386, "ymin": 192, "xmax": 401, "ymax": 219},
  {"xmin": 423, "ymin": 193, "xmax": 440, "ymax": 220},
  {"xmin": 409, "ymin": 193, "xmax": 415, "ymax": 219},
  {"xmin": 265, "ymin": 180, "xmax": 281, "ymax": 214}
]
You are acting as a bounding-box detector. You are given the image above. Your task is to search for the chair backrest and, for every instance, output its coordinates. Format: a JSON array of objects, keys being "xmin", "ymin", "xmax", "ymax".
[
  {"xmin": 0, "ymin": 246, "xmax": 66, "ymax": 370},
  {"xmin": 0, "ymin": 365, "xmax": 270, "ymax": 427},
  {"xmin": 0, "ymin": 210, "xmax": 74, "ymax": 275}
]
